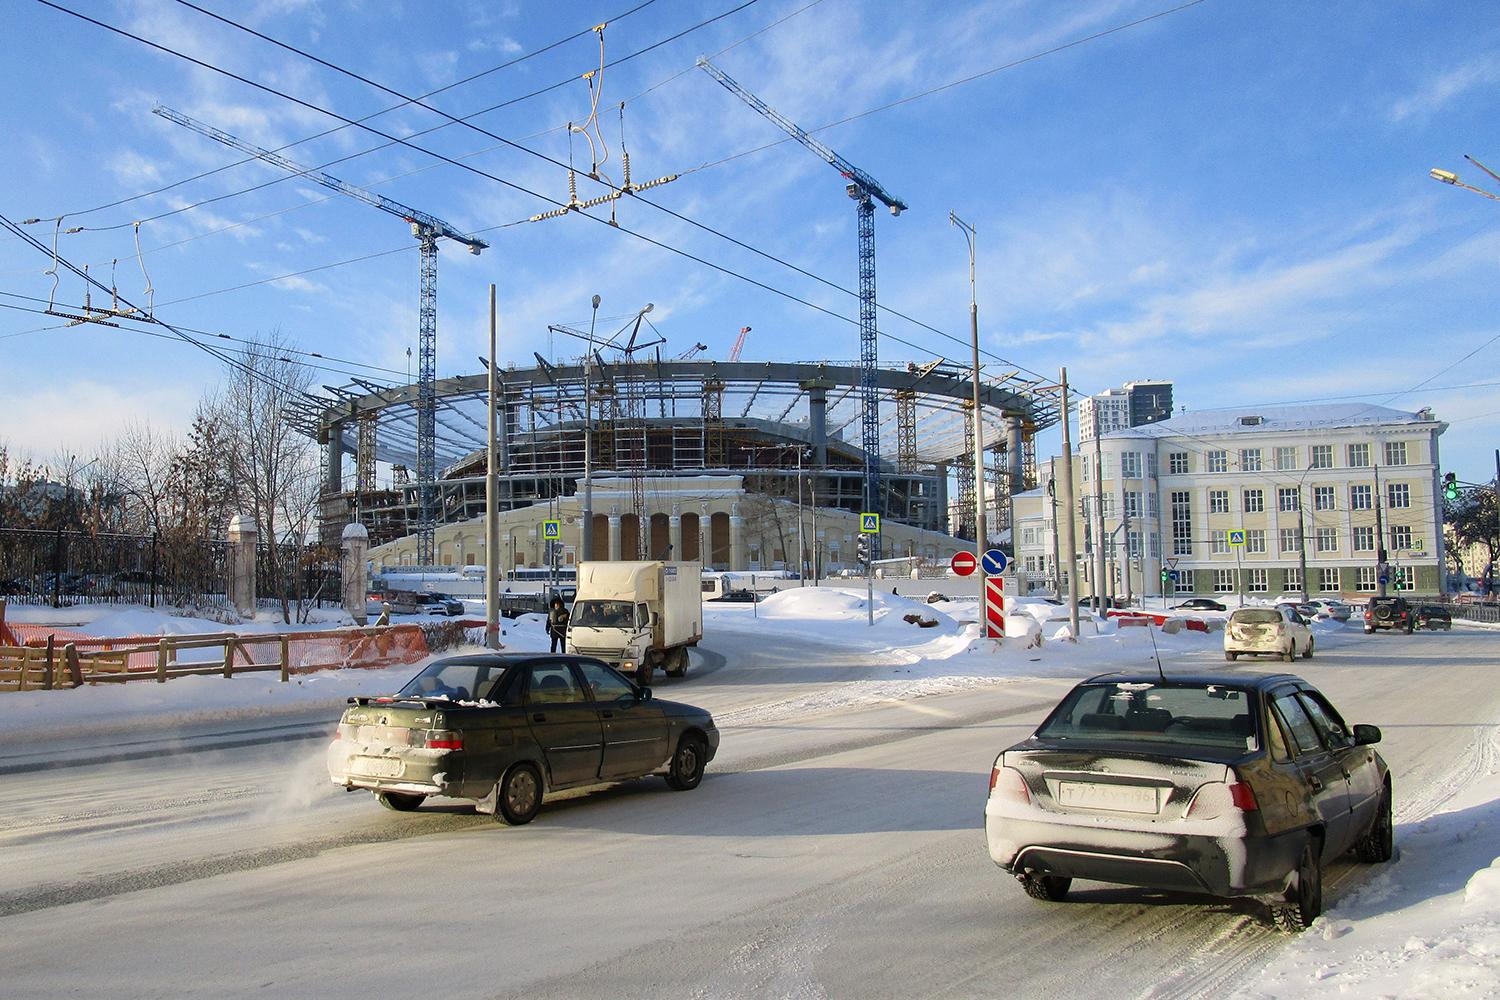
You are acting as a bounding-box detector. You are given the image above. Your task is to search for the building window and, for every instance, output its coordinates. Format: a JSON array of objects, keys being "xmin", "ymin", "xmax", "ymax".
[
  {"xmin": 1240, "ymin": 448, "xmax": 1262, "ymax": 472},
  {"xmin": 1150, "ymin": 532, "xmax": 1160, "ymax": 559},
  {"xmin": 1127, "ymin": 530, "xmax": 1142, "ymax": 559},
  {"xmin": 1124, "ymin": 490, "xmax": 1141, "ymax": 519},
  {"xmin": 1121, "ymin": 452, "xmax": 1141, "ymax": 478},
  {"xmin": 1350, "ymin": 484, "xmax": 1372, "ymax": 510},
  {"xmin": 1348, "ymin": 443, "xmax": 1370, "ymax": 468},
  {"xmin": 1311, "ymin": 444, "xmax": 1333, "ymax": 469},
  {"xmin": 1246, "ymin": 529, "xmax": 1266, "ymax": 554},
  {"xmin": 1171, "ymin": 491, "xmax": 1193, "ymax": 556},
  {"xmin": 1353, "ymin": 526, "xmax": 1375, "ymax": 552},
  {"xmin": 1280, "ymin": 527, "xmax": 1299, "ymax": 553},
  {"xmin": 1315, "ymin": 527, "xmax": 1337, "ymax": 553},
  {"xmin": 1313, "ymin": 485, "xmax": 1335, "ymax": 511},
  {"xmin": 1383, "ymin": 441, "xmax": 1408, "ymax": 466},
  {"xmin": 1082, "ymin": 457, "xmax": 1091, "ymax": 483},
  {"xmin": 1214, "ymin": 569, "xmax": 1235, "ymax": 593},
  {"xmin": 1278, "ymin": 488, "xmax": 1299, "ymax": 512},
  {"xmin": 1147, "ymin": 452, "xmax": 1158, "ymax": 479},
  {"xmin": 1247, "ymin": 568, "xmax": 1268, "ymax": 593},
  {"xmin": 1357, "ymin": 566, "xmax": 1377, "ymax": 592},
  {"xmin": 1146, "ymin": 493, "xmax": 1158, "ymax": 518},
  {"xmin": 1175, "ymin": 575, "xmax": 1196, "ymax": 595},
  {"xmin": 1243, "ymin": 489, "xmax": 1264, "ymax": 513},
  {"xmin": 1387, "ymin": 483, "xmax": 1410, "ymax": 509},
  {"xmin": 1169, "ymin": 452, "xmax": 1189, "ymax": 475},
  {"xmin": 1286, "ymin": 567, "xmax": 1302, "ymax": 591},
  {"xmin": 1101, "ymin": 495, "xmax": 1115, "ymax": 517},
  {"xmin": 1319, "ymin": 568, "xmax": 1340, "ymax": 593},
  {"xmin": 1209, "ymin": 489, "xmax": 1229, "ymax": 514},
  {"xmin": 1081, "ymin": 496, "xmax": 1091, "ymax": 519},
  {"xmin": 1390, "ymin": 525, "xmax": 1413, "ymax": 551},
  {"xmin": 1207, "ymin": 450, "xmax": 1228, "ymax": 473},
  {"xmin": 1275, "ymin": 446, "xmax": 1298, "ymax": 471},
  {"xmin": 1211, "ymin": 530, "xmax": 1228, "ymax": 554},
  {"xmin": 1100, "ymin": 453, "xmax": 1112, "ymax": 480}
]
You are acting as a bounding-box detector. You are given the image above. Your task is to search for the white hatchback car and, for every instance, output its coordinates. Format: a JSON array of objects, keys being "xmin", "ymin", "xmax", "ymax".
[{"xmin": 1225, "ymin": 607, "xmax": 1313, "ymax": 662}]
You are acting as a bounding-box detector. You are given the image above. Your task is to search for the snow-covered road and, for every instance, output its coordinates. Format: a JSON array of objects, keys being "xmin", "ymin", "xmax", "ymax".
[{"xmin": 1, "ymin": 620, "xmax": 1497, "ymax": 998}]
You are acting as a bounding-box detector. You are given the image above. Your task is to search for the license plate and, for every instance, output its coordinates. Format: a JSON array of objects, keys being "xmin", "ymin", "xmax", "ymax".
[
  {"xmin": 1056, "ymin": 781, "xmax": 1160, "ymax": 814},
  {"xmin": 351, "ymin": 756, "xmax": 402, "ymax": 778},
  {"xmin": 357, "ymin": 726, "xmax": 411, "ymax": 745}
]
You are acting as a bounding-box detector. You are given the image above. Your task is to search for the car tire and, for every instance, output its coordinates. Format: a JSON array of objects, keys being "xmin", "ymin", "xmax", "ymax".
[
  {"xmin": 637, "ymin": 658, "xmax": 656, "ymax": 687},
  {"xmin": 664, "ymin": 734, "xmax": 707, "ymax": 791},
  {"xmin": 1225, "ymin": 651, "xmax": 1238, "ymax": 662},
  {"xmin": 665, "ymin": 648, "xmax": 689, "ymax": 678},
  {"xmin": 1283, "ymin": 643, "xmax": 1295, "ymax": 663},
  {"xmin": 496, "ymin": 763, "xmax": 543, "ymax": 825},
  {"xmin": 1355, "ymin": 786, "xmax": 1395, "ymax": 863},
  {"xmin": 376, "ymin": 791, "xmax": 426, "ymax": 812},
  {"xmin": 1021, "ymin": 874, "xmax": 1071, "ymax": 901},
  {"xmin": 1269, "ymin": 839, "xmax": 1323, "ymax": 932},
  {"xmin": 1364, "ymin": 628, "xmax": 1375, "ymax": 634},
  {"xmin": 1302, "ymin": 638, "xmax": 1314, "ymax": 659}
]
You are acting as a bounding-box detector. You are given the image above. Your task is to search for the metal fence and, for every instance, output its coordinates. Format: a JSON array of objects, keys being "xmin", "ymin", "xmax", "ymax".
[
  {"xmin": 1435, "ymin": 596, "xmax": 1500, "ymax": 624},
  {"xmin": 255, "ymin": 542, "xmax": 341, "ymax": 610},
  {"xmin": 0, "ymin": 527, "xmax": 230, "ymax": 610}
]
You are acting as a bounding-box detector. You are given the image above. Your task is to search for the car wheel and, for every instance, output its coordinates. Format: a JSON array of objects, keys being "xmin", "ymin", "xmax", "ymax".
[
  {"xmin": 636, "ymin": 658, "xmax": 655, "ymax": 687},
  {"xmin": 1364, "ymin": 628, "xmax": 1375, "ymax": 634},
  {"xmin": 1225, "ymin": 651, "xmax": 1238, "ymax": 662},
  {"xmin": 376, "ymin": 791, "xmax": 426, "ymax": 812},
  {"xmin": 1355, "ymin": 786, "xmax": 1395, "ymax": 863},
  {"xmin": 1020, "ymin": 874, "xmax": 1071, "ymax": 901},
  {"xmin": 1283, "ymin": 643, "xmax": 1295, "ymax": 663},
  {"xmin": 664, "ymin": 734, "xmax": 707, "ymax": 791},
  {"xmin": 665, "ymin": 648, "xmax": 688, "ymax": 678},
  {"xmin": 1269, "ymin": 840, "xmax": 1322, "ymax": 932},
  {"xmin": 497, "ymin": 763, "xmax": 543, "ymax": 825},
  {"xmin": 1302, "ymin": 637, "xmax": 1314, "ymax": 659}
]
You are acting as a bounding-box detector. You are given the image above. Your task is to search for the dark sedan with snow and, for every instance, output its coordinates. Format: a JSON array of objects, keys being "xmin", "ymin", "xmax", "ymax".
[
  {"xmin": 327, "ymin": 653, "xmax": 718, "ymax": 824},
  {"xmin": 985, "ymin": 672, "xmax": 1391, "ymax": 930}
]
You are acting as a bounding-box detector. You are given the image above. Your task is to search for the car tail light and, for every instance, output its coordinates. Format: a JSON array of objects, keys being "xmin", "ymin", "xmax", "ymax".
[
  {"xmin": 1186, "ymin": 780, "xmax": 1258, "ymax": 820},
  {"xmin": 989, "ymin": 765, "xmax": 1030, "ymax": 804},
  {"xmin": 425, "ymin": 730, "xmax": 464, "ymax": 750},
  {"xmin": 1364, "ymin": 610, "xmax": 1372, "ymax": 620}
]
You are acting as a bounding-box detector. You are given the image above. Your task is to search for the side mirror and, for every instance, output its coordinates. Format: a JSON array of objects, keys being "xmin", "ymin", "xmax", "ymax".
[
  {"xmin": 650, "ymin": 611, "xmax": 660, "ymax": 628},
  {"xmin": 1353, "ymin": 724, "xmax": 1381, "ymax": 746},
  {"xmin": 637, "ymin": 686, "xmax": 653, "ymax": 701}
]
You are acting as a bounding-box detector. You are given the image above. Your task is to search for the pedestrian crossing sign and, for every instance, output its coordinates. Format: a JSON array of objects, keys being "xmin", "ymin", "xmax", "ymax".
[
  {"xmin": 860, "ymin": 513, "xmax": 880, "ymax": 533},
  {"xmin": 1228, "ymin": 529, "xmax": 1246, "ymax": 547},
  {"xmin": 542, "ymin": 520, "xmax": 561, "ymax": 540}
]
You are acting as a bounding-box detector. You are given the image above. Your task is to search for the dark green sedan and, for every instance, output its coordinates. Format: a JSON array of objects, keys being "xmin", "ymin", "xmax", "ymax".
[{"xmin": 326, "ymin": 653, "xmax": 719, "ymax": 824}]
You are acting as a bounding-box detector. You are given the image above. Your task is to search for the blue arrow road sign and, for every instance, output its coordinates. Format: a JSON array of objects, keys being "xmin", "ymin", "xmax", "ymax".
[
  {"xmin": 1379, "ymin": 574, "xmax": 1389, "ymax": 585},
  {"xmin": 982, "ymin": 549, "xmax": 1008, "ymax": 575},
  {"xmin": 1168, "ymin": 569, "xmax": 1180, "ymax": 582}
]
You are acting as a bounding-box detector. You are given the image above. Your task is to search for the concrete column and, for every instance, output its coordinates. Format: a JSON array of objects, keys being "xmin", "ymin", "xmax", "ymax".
[
  {"xmin": 669, "ymin": 508, "xmax": 682, "ymax": 561},
  {"xmin": 805, "ymin": 384, "xmax": 829, "ymax": 467},
  {"xmin": 935, "ymin": 461, "xmax": 950, "ymax": 535},
  {"xmin": 1006, "ymin": 415, "xmax": 1025, "ymax": 494},
  {"xmin": 729, "ymin": 511, "xmax": 746, "ymax": 570},
  {"xmin": 341, "ymin": 522, "xmax": 370, "ymax": 626},
  {"xmin": 227, "ymin": 514, "xmax": 258, "ymax": 620},
  {"xmin": 608, "ymin": 514, "xmax": 622, "ymax": 561},
  {"xmin": 326, "ymin": 422, "xmax": 345, "ymax": 493}
]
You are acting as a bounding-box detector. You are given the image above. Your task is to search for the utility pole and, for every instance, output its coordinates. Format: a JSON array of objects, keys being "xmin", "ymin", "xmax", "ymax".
[
  {"xmin": 951, "ymin": 213, "xmax": 987, "ymax": 607},
  {"xmin": 1297, "ymin": 489, "xmax": 1310, "ymax": 604},
  {"xmin": 1374, "ymin": 463, "xmax": 1387, "ymax": 597},
  {"xmin": 484, "ymin": 284, "xmax": 500, "ymax": 649},
  {"xmin": 1058, "ymin": 368, "xmax": 1080, "ymax": 639},
  {"xmin": 1092, "ymin": 409, "xmax": 1108, "ymax": 613},
  {"xmin": 581, "ymin": 295, "xmax": 600, "ymax": 563}
]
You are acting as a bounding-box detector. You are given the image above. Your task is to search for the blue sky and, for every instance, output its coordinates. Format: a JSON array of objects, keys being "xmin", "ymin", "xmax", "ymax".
[{"xmin": 2, "ymin": 0, "xmax": 1498, "ymax": 481}]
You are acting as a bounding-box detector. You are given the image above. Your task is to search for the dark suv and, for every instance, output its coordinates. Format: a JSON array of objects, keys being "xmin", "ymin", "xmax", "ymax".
[{"xmin": 1364, "ymin": 596, "xmax": 1414, "ymax": 634}]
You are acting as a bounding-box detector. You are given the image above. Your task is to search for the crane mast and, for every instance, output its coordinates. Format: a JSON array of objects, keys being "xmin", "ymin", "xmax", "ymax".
[
  {"xmin": 154, "ymin": 105, "xmax": 487, "ymax": 566},
  {"xmin": 696, "ymin": 59, "xmax": 905, "ymax": 556}
]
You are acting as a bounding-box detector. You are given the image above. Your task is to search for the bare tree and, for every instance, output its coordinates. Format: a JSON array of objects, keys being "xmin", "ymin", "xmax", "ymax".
[{"xmin": 204, "ymin": 332, "xmax": 320, "ymax": 624}]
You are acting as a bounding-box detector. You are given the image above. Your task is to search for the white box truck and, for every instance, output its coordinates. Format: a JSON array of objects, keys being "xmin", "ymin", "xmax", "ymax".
[{"xmin": 566, "ymin": 561, "xmax": 702, "ymax": 685}]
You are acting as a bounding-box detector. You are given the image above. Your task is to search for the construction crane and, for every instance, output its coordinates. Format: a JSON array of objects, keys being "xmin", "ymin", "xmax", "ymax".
[
  {"xmin": 154, "ymin": 105, "xmax": 488, "ymax": 567},
  {"xmin": 728, "ymin": 325, "xmax": 751, "ymax": 362},
  {"xmin": 697, "ymin": 59, "xmax": 906, "ymax": 557},
  {"xmin": 675, "ymin": 342, "xmax": 708, "ymax": 360}
]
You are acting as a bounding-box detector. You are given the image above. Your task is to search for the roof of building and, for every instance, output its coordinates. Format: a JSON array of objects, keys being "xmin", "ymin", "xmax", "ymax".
[{"xmin": 1099, "ymin": 402, "xmax": 1439, "ymax": 440}]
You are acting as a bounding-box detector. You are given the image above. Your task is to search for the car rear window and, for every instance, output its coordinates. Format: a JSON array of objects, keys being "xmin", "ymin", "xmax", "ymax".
[
  {"xmin": 1230, "ymin": 609, "xmax": 1280, "ymax": 624},
  {"xmin": 1036, "ymin": 682, "xmax": 1259, "ymax": 751}
]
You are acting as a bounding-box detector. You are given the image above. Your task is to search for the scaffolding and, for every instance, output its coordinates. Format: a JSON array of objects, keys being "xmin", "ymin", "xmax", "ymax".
[{"xmin": 895, "ymin": 390, "xmax": 917, "ymax": 473}]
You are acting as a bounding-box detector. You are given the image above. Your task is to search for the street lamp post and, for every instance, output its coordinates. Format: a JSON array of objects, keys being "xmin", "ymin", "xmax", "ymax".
[
  {"xmin": 1296, "ymin": 461, "xmax": 1316, "ymax": 604},
  {"xmin": 580, "ymin": 295, "xmax": 600, "ymax": 564},
  {"xmin": 950, "ymin": 212, "xmax": 988, "ymax": 609}
]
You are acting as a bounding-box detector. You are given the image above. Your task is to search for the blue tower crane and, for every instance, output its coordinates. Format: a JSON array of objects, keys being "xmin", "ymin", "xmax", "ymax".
[
  {"xmin": 154, "ymin": 105, "xmax": 487, "ymax": 566},
  {"xmin": 696, "ymin": 58, "xmax": 906, "ymax": 557}
]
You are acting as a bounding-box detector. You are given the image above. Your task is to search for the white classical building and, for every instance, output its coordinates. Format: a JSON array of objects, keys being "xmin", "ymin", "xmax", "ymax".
[{"xmin": 1014, "ymin": 403, "xmax": 1449, "ymax": 601}]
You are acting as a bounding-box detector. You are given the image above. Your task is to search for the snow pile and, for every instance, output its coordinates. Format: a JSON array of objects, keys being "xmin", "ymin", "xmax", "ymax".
[{"xmin": 1236, "ymin": 727, "xmax": 1500, "ymax": 999}]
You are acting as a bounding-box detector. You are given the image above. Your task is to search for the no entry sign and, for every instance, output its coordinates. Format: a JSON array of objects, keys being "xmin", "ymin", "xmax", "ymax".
[{"xmin": 951, "ymin": 551, "xmax": 977, "ymax": 577}]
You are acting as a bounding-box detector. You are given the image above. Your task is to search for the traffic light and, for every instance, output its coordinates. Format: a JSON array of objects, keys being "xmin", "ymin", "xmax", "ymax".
[
  {"xmin": 1444, "ymin": 472, "xmax": 1459, "ymax": 501},
  {"xmin": 1160, "ymin": 568, "xmax": 1170, "ymax": 584},
  {"xmin": 856, "ymin": 534, "xmax": 869, "ymax": 566}
]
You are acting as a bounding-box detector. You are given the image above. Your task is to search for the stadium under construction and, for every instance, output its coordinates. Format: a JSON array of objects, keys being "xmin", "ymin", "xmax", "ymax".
[{"xmin": 303, "ymin": 355, "xmax": 1059, "ymax": 574}]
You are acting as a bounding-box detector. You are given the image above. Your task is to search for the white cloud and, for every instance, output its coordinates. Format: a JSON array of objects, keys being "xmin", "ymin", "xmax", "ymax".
[
  {"xmin": 0, "ymin": 377, "xmax": 200, "ymax": 459},
  {"xmin": 107, "ymin": 150, "xmax": 162, "ymax": 185},
  {"xmin": 1390, "ymin": 54, "xmax": 1500, "ymax": 122}
]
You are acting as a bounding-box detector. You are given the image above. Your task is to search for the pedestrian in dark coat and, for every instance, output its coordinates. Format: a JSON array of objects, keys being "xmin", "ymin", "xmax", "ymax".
[{"xmin": 547, "ymin": 596, "xmax": 570, "ymax": 653}]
